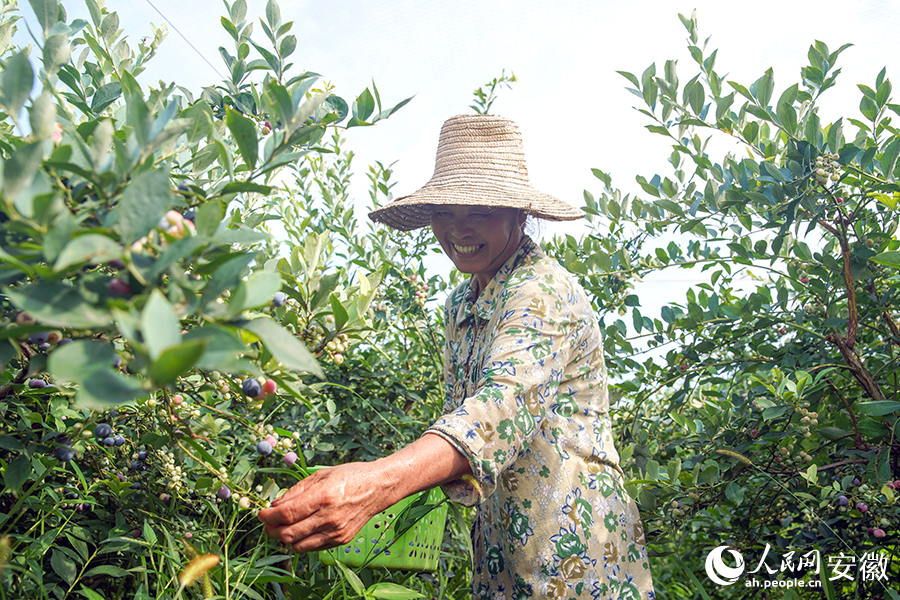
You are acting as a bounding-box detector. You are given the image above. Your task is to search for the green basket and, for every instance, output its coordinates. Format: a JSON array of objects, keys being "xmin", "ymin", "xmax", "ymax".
[{"xmin": 317, "ymin": 483, "xmax": 449, "ymax": 571}]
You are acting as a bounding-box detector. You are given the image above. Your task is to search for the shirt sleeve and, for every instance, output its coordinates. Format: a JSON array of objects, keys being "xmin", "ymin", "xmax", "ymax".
[{"xmin": 427, "ymin": 277, "xmax": 582, "ymax": 506}]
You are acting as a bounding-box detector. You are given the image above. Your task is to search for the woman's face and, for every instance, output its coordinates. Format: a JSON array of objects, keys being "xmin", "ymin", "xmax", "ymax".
[{"xmin": 430, "ymin": 205, "xmax": 526, "ymax": 292}]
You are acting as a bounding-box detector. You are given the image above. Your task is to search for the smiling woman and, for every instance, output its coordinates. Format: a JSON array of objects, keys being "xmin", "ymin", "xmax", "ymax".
[
  {"xmin": 430, "ymin": 205, "xmax": 527, "ymax": 294},
  {"xmin": 259, "ymin": 115, "xmax": 655, "ymax": 600}
]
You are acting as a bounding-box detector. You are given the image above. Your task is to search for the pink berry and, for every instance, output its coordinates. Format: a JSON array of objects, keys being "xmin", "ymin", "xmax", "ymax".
[
  {"xmin": 265, "ymin": 435, "xmax": 277, "ymax": 447},
  {"xmin": 172, "ymin": 395, "xmax": 183, "ymax": 406},
  {"xmin": 750, "ymin": 429, "xmax": 760, "ymax": 438},
  {"xmin": 185, "ymin": 532, "xmax": 193, "ymax": 539},
  {"xmin": 283, "ymin": 451, "xmax": 298, "ymax": 466},
  {"xmin": 857, "ymin": 502, "xmax": 868, "ymax": 513},
  {"xmin": 263, "ymin": 379, "xmax": 277, "ymax": 395},
  {"xmin": 874, "ymin": 528, "xmax": 886, "ymax": 539},
  {"xmin": 800, "ymin": 276, "xmax": 809, "ymax": 284},
  {"xmin": 109, "ymin": 278, "xmax": 132, "ymax": 296}
]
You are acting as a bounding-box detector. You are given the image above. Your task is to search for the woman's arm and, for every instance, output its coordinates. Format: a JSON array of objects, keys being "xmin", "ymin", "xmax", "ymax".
[{"xmin": 256, "ymin": 432, "xmax": 471, "ymax": 553}]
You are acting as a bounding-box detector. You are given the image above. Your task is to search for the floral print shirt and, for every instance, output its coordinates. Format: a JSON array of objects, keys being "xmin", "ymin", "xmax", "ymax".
[{"xmin": 427, "ymin": 237, "xmax": 655, "ymax": 600}]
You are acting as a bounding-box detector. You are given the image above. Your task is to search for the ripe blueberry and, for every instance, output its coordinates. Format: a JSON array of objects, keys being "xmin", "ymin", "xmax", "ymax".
[
  {"xmin": 130, "ymin": 482, "xmax": 141, "ymax": 490},
  {"xmin": 183, "ymin": 209, "xmax": 196, "ymax": 221},
  {"xmin": 54, "ymin": 447, "xmax": 75, "ymax": 462},
  {"xmin": 114, "ymin": 435, "xmax": 126, "ymax": 447},
  {"xmin": 217, "ymin": 485, "xmax": 231, "ymax": 500},
  {"xmin": 28, "ymin": 331, "xmax": 49, "ymax": 345},
  {"xmin": 130, "ymin": 460, "xmax": 146, "ymax": 471},
  {"xmin": 28, "ymin": 379, "xmax": 47, "ymax": 389},
  {"xmin": 103, "ymin": 437, "xmax": 116, "ymax": 446},
  {"xmin": 137, "ymin": 450, "xmax": 148, "ymax": 461},
  {"xmin": 272, "ymin": 291, "xmax": 288, "ymax": 307},
  {"xmin": 94, "ymin": 423, "xmax": 113, "ymax": 438},
  {"xmin": 837, "ymin": 496, "xmax": 849, "ymax": 507},
  {"xmin": 242, "ymin": 378, "xmax": 262, "ymax": 398},
  {"xmin": 256, "ymin": 441, "xmax": 272, "ymax": 455}
]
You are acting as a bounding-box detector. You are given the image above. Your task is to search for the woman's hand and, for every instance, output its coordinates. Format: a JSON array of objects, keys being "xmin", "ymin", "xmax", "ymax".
[
  {"xmin": 257, "ymin": 462, "xmax": 392, "ymax": 553},
  {"xmin": 256, "ymin": 433, "xmax": 472, "ymax": 554}
]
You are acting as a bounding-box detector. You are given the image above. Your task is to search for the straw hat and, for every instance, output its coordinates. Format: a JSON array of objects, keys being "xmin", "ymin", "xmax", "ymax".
[{"xmin": 368, "ymin": 114, "xmax": 583, "ymax": 231}]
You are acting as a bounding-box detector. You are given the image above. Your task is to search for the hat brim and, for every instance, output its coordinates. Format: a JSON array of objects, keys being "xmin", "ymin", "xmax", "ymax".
[{"xmin": 368, "ymin": 185, "xmax": 583, "ymax": 231}]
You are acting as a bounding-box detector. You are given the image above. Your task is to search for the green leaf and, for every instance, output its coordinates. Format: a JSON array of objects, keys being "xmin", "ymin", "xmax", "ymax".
[
  {"xmin": 880, "ymin": 138, "xmax": 900, "ymax": 179},
  {"xmin": 201, "ymin": 252, "xmax": 255, "ymax": 304},
  {"xmin": 870, "ymin": 251, "xmax": 900, "ymax": 269},
  {"xmin": 30, "ymin": 0, "xmax": 60, "ymax": 36},
  {"xmin": 754, "ymin": 68, "xmax": 774, "ymax": 106},
  {"xmin": 4, "ymin": 281, "xmax": 112, "ymax": 328},
  {"xmin": 330, "ymin": 294, "xmax": 349, "ymax": 330},
  {"xmin": 724, "ymin": 482, "xmax": 744, "ymax": 505},
  {"xmin": 29, "ymin": 87, "xmax": 57, "ymax": 140},
  {"xmin": 112, "ymin": 168, "xmax": 174, "ymax": 244},
  {"xmin": 182, "ymin": 326, "xmax": 247, "ymax": 371},
  {"xmin": 227, "ymin": 271, "xmax": 283, "ymax": 318},
  {"xmin": 3, "ymin": 454, "xmax": 32, "ymax": 491},
  {"xmin": 141, "ymin": 290, "xmax": 181, "ymax": 360},
  {"xmin": 49, "ymin": 339, "xmax": 115, "ymax": 383},
  {"xmin": 279, "ymin": 34, "xmax": 296, "ymax": 58},
  {"xmin": 51, "ymin": 548, "xmax": 77, "ymax": 585},
  {"xmin": 84, "ymin": 0, "xmax": 101, "ymax": 27},
  {"xmin": 91, "ymin": 82, "xmax": 122, "ymax": 114},
  {"xmin": 49, "ymin": 340, "xmax": 147, "ymax": 408},
  {"xmin": 2, "ymin": 50, "xmax": 34, "ymax": 118},
  {"xmin": 42, "ymin": 33, "xmax": 70, "ymax": 75},
  {"xmin": 54, "ymin": 234, "xmax": 123, "ymax": 271},
  {"xmin": 78, "ymin": 587, "xmax": 107, "ymax": 600},
  {"xmin": 860, "ymin": 96, "xmax": 878, "ymax": 121},
  {"xmin": 0, "ymin": 435, "xmax": 24, "ymax": 452},
  {"xmin": 194, "ymin": 200, "xmax": 224, "ymax": 237},
  {"xmin": 220, "ymin": 181, "xmax": 273, "ymax": 195},
  {"xmin": 265, "ymin": 0, "xmax": 281, "ymax": 30},
  {"xmin": 856, "ymin": 401, "xmax": 900, "ymax": 416},
  {"xmin": 230, "ymin": 0, "xmax": 247, "ymax": 23},
  {"xmin": 368, "ymin": 583, "xmax": 425, "ymax": 600},
  {"xmin": 2, "ymin": 140, "xmax": 44, "ymax": 204},
  {"xmin": 83, "ymin": 565, "xmax": 130, "ymax": 578},
  {"xmin": 99, "ymin": 11, "xmax": 118, "ymax": 45},
  {"xmin": 239, "ymin": 317, "xmax": 323, "ymax": 377},
  {"xmin": 827, "ymin": 118, "xmax": 843, "ymax": 154},
  {"xmin": 226, "ymin": 107, "xmax": 258, "ymax": 169},
  {"xmin": 150, "ymin": 340, "xmax": 205, "ymax": 388},
  {"xmin": 334, "ymin": 561, "xmax": 365, "ymax": 597},
  {"xmin": 352, "ymin": 88, "xmax": 375, "ymax": 122}
]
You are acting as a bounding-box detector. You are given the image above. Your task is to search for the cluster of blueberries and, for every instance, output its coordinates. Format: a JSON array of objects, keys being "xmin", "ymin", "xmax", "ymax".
[
  {"xmin": 27, "ymin": 330, "xmax": 72, "ymax": 353},
  {"xmin": 95, "ymin": 423, "xmax": 127, "ymax": 448}
]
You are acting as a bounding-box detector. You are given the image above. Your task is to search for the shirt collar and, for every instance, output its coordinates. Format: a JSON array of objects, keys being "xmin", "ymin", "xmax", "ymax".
[{"xmin": 455, "ymin": 235, "xmax": 536, "ymax": 325}]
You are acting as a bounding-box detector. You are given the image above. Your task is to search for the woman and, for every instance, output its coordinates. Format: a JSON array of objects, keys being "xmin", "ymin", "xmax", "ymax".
[{"xmin": 258, "ymin": 115, "xmax": 655, "ymax": 600}]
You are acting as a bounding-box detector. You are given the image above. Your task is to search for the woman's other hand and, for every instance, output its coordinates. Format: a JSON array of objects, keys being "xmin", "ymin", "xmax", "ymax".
[{"xmin": 257, "ymin": 462, "xmax": 389, "ymax": 553}]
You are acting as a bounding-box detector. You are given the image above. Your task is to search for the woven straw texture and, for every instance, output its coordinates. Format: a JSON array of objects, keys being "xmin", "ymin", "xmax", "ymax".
[{"xmin": 368, "ymin": 114, "xmax": 583, "ymax": 231}]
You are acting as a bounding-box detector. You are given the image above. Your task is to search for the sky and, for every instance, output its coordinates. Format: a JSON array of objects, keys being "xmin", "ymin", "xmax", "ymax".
[{"xmin": 15, "ymin": 0, "xmax": 900, "ymax": 318}]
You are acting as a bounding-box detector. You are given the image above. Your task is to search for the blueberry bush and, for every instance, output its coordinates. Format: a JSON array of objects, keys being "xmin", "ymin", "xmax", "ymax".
[
  {"xmin": 545, "ymin": 11, "xmax": 899, "ymax": 599},
  {"xmin": 0, "ymin": 0, "xmax": 467, "ymax": 599}
]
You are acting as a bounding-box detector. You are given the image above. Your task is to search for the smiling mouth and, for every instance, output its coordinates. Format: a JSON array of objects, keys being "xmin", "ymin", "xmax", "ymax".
[{"xmin": 453, "ymin": 244, "xmax": 482, "ymax": 255}]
